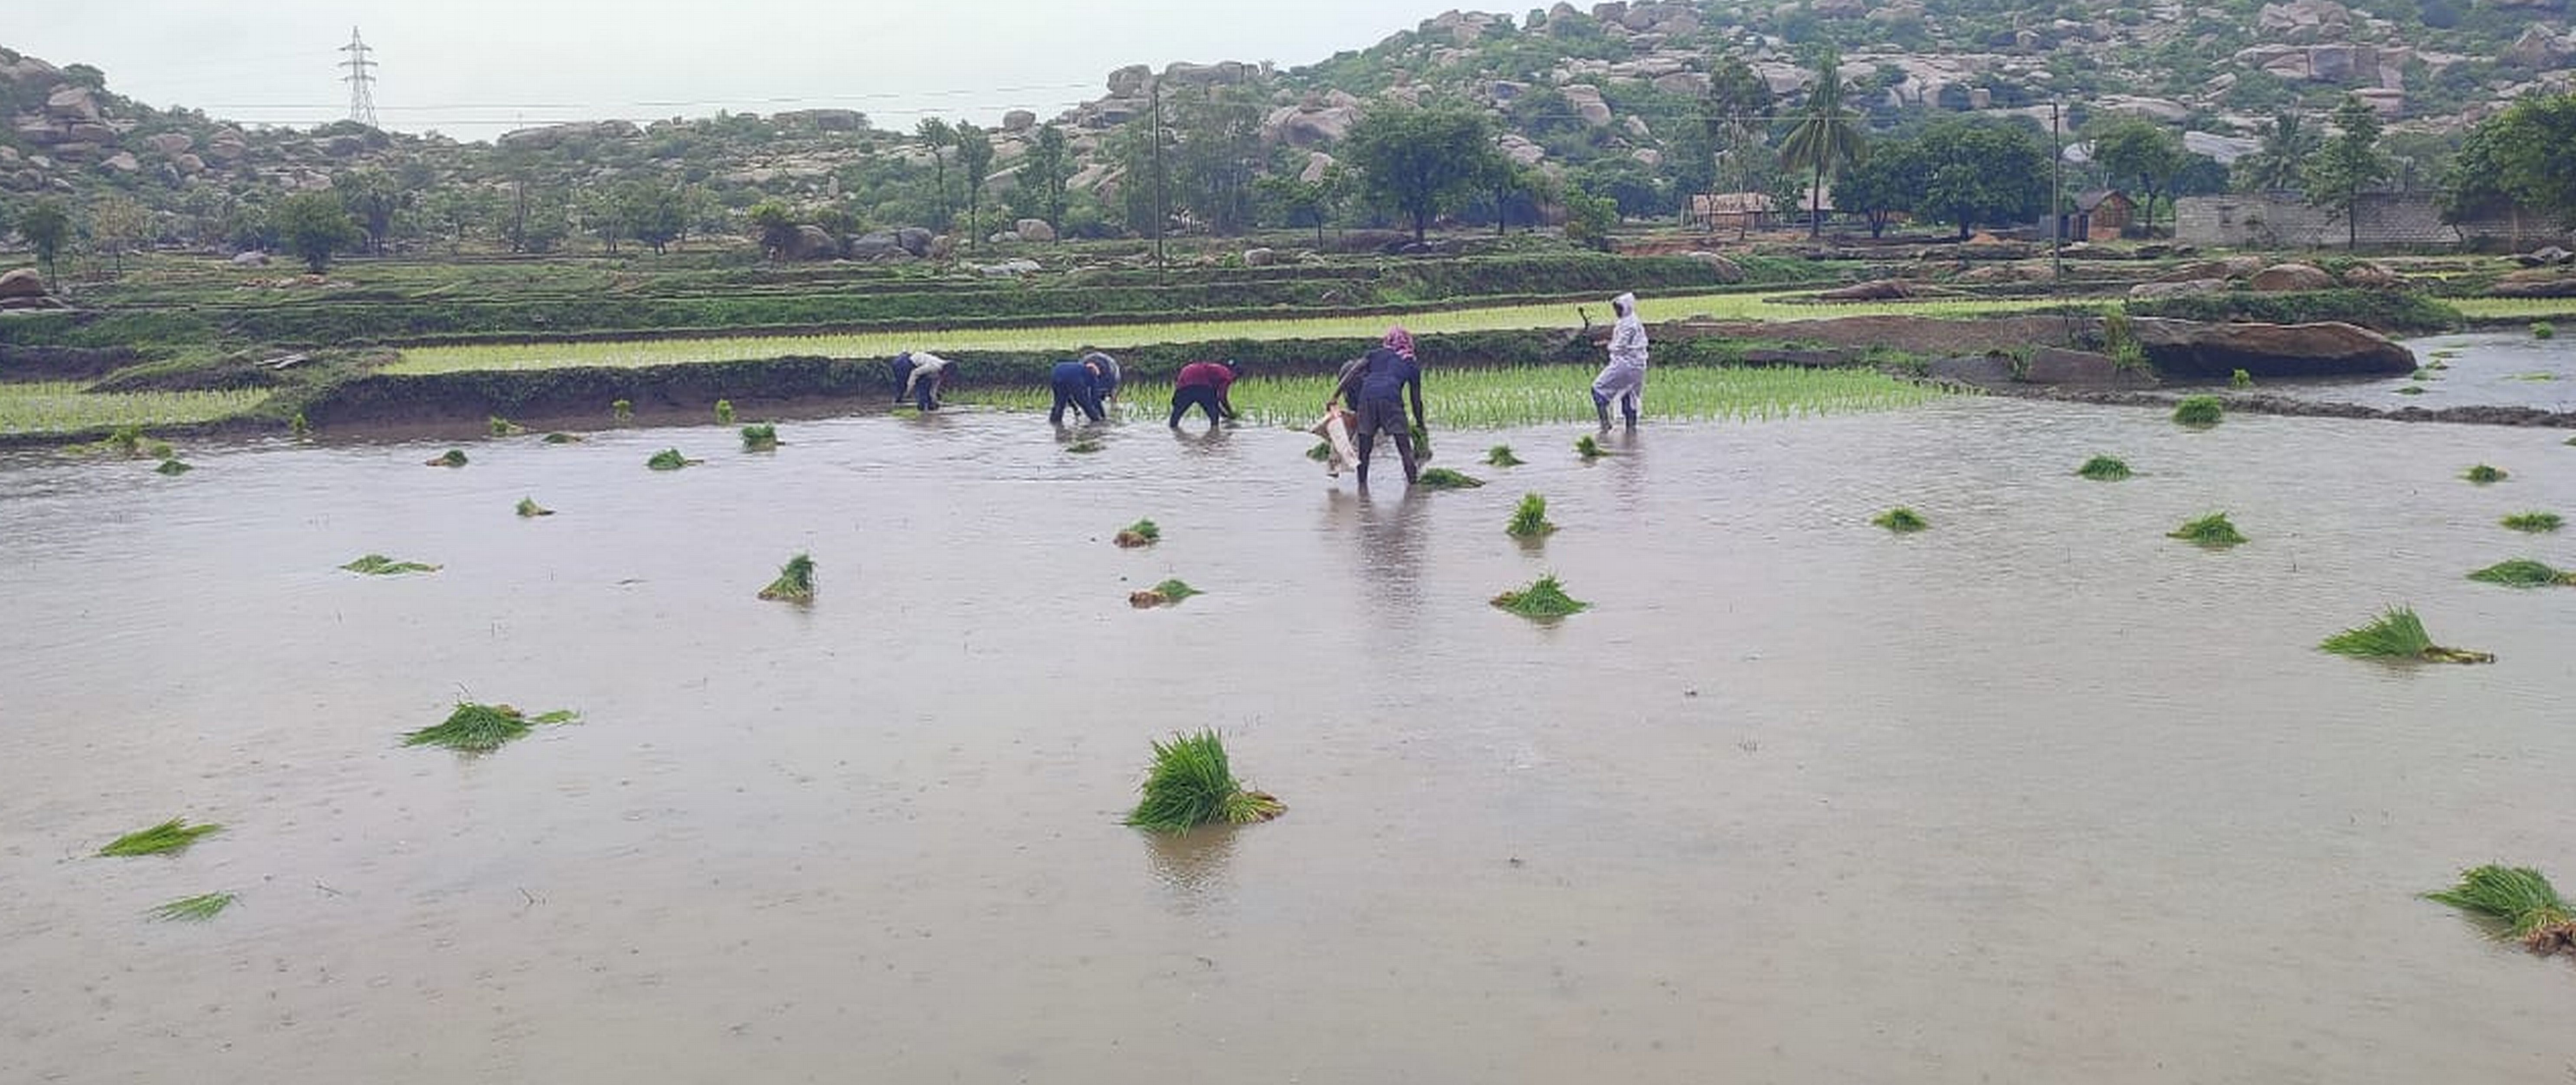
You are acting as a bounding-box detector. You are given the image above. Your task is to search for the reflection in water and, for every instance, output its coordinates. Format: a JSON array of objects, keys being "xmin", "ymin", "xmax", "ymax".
[
  {"xmin": 1353, "ymin": 489, "xmax": 1428, "ymax": 620},
  {"xmin": 1168, "ymin": 424, "xmax": 1233, "ymax": 458},
  {"xmin": 1140, "ymin": 825, "xmax": 1239, "ymax": 914}
]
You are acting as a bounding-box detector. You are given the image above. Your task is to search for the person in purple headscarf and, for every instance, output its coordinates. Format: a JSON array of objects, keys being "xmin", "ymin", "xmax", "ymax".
[{"xmin": 1327, "ymin": 327, "xmax": 1428, "ymax": 487}]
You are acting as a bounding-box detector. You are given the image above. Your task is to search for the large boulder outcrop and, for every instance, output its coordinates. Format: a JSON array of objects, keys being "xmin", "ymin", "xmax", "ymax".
[
  {"xmin": 2129, "ymin": 318, "xmax": 2415, "ymax": 378},
  {"xmin": 0, "ymin": 267, "xmax": 46, "ymax": 298},
  {"xmin": 1561, "ymin": 85, "xmax": 1613, "ymax": 127},
  {"xmin": 1015, "ymin": 217, "xmax": 1056, "ymax": 243},
  {"xmin": 2491, "ymin": 269, "xmax": 2576, "ymax": 298},
  {"xmin": 496, "ymin": 120, "xmax": 640, "ymax": 150},
  {"xmin": 44, "ymin": 86, "xmax": 102, "ymax": 124},
  {"xmin": 2250, "ymin": 263, "xmax": 2334, "ymax": 292},
  {"xmin": 782, "ymin": 225, "xmax": 840, "ymax": 261}
]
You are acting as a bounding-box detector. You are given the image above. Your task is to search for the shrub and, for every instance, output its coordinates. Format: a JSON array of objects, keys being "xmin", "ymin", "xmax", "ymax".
[
  {"xmin": 2172, "ymin": 395, "xmax": 2223, "ymax": 427},
  {"xmin": 1125, "ymin": 729, "xmax": 1283, "ymax": 834}
]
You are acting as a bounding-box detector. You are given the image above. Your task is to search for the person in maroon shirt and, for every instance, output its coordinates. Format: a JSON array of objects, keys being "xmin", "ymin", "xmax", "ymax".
[{"xmin": 1169, "ymin": 359, "xmax": 1240, "ymax": 427}]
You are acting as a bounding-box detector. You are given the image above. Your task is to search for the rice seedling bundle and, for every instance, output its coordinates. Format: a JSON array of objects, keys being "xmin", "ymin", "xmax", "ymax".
[
  {"xmin": 1068, "ymin": 439, "xmax": 1104, "ymax": 454},
  {"xmin": 1125, "ymin": 729, "xmax": 1283, "ymax": 834},
  {"xmin": 145, "ymin": 441, "xmax": 174, "ymax": 460},
  {"xmin": 289, "ymin": 412, "xmax": 311, "ymax": 437},
  {"xmin": 401, "ymin": 702, "xmax": 580, "ymax": 752},
  {"xmin": 2231, "ymin": 369, "xmax": 2254, "ymax": 388},
  {"xmin": 488, "ymin": 416, "xmax": 523, "ymax": 437},
  {"xmin": 612, "ymin": 399, "xmax": 634, "ymax": 423},
  {"xmin": 759, "ymin": 552, "xmax": 816, "ymax": 602},
  {"xmin": 2464, "ymin": 464, "xmax": 2507, "ymax": 484},
  {"xmin": 2076, "ymin": 455, "xmax": 2131, "ymax": 481},
  {"xmin": 1575, "ymin": 434, "xmax": 1607, "ymax": 460},
  {"xmin": 2394, "ymin": 385, "xmax": 2426, "ymax": 395},
  {"xmin": 1874, "ymin": 506, "xmax": 1928, "ymax": 533},
  {"xmin": 714, "ymin": 400, "xmax": 736, "ymax": 424},
  {"xmin": 147, "ymin": 892, "xmax": 236, "ymax": 923},
  {"xmin": 1153, "ymin": 578, "xmax": 1200, "ymax": 602},
  {"xmin": 2409, "ymin": 368, "xmax": 2435, "ymax": 381},
  {"xmin": 2501, "ymin": 512, "xmax": 2563, "ymax": 533},
  {"xmin": 154, "ymin": 458, "xmax": 192, "ymax": 475},
  {"xmin": 1114, "ymin": 519, "xmax": 1160, "ymax": 547},
  {"xmin": 1486, "ymin": 444, "xmax": 1524, "ymax": 467},
  {"xmin": 426, "ymin": 449, "xmax": 468, "ymax": 467},
  {"xmin": 2168, "ymin": 512, "xmax": 2246, "ymax": 549},
  {"xmin": 1507, "ymin": 493, "xmax": 1556, "ymax": 538},
  {"xmin": 516, "ymin": 496, "xmax": 554, "ymax": 517},
  {"xmin": 2427, "ymin": 865, "xmax": 2576, "ymax": 955},
  {"xmin": 2535, "ymin": 321, "xmax": 2557, "ymax": 340},
  {"xmin": 107, "ymin": 425, "xmax": 143, "ymax": 455},
  {"xmin": 646, "ymin": 448, "xmax": 699, "ymax": 470},
  {"xmin": 741, "ymin": 423, "xmax": 780, "ymax": 450},
  {"xmin": 1493, "ymin": 574, "xmax": 1589, "ymax": 618},
  {"xmin": 1416, "ymin": 467, "xmax": 1485, "ymax": 490},
  {"xmin": 1306, "ymin": 441, "xmax": 1332, "ymax": 461},
  {"xmin": 2319, "ymin": 605, "xmax": 2492, "ymax": 664},
  {"xmin": 341, "ymin": 554, "xmax": 440, "ymax": 575},
  {"xmin": 2466, "ymin": 559, "xmax": 2574, "ymax": 587},
  {"xmin": 98, "ymin": 818, "xmax": 222, "ymax": 857},
  {"xmin": 543, "ymin": 431, "xmax": 583, "ymax": 444},
  {"xmin": 2172, "ymin": 395, "xmax": 2224, "ymax": 427}
]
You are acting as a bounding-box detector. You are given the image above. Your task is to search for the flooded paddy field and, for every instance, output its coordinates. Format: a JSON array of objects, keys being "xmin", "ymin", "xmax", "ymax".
[
  {"xmin": 3, "ymin": 398, "xmax": 2572, "ymax": 1083},
  {"xmin": 2274, "ymin": 330, "xmax": 2576, "ymax": 412}
]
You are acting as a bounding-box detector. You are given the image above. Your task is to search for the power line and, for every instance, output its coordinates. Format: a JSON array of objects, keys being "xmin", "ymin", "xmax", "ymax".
[{"xmin": 338, "ymin": 27, "xmax": 379, "ymax": 129}]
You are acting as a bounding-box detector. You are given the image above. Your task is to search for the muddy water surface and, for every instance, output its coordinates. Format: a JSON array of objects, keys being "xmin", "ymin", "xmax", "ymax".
[{"xmin": 3, "ymin": 401, "xmax": 2573, "ymax": 1083}]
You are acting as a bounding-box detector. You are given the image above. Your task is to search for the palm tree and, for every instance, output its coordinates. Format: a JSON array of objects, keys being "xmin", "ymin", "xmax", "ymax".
[
  {"xmin": 1778, "ymin": 50, "xmax": 1867, "ymax": 238},
  {"xmin": 2235, "ymin": 110, "xmax": 2317, "ymax": 194}
]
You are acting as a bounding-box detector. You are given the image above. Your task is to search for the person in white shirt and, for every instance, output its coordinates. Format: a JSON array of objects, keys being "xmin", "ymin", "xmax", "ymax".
[
  {"xmin": 891, "ymin": 351, "xmax": 953, "ymax": 412},
  {"xmin": 1592, "ymin": 293, "xmax": 1648, "ymax": 431}
]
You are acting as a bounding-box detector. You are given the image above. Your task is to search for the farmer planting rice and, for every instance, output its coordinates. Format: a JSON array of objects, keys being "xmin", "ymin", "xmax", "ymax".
[
  {"xmin": 890, "ymin": 351, "xmax": 954, "ymax": 413},
  {"xmin": 1592, "ymin": 292, "xmax": 1649, "ymax": 431},
  {"xmin": 1328, "ymin": 327, "xmax": 1429, "ymax": 488},
  {"xmin": 1048, "ymin": 355, "xmax": 1109, "ymax": 424},
  {"xmin": 1168, "ymin": 358, "xmax": 1241, "ymax": 428},
  {"xmin": 1078, "ymin": 348, "xmax": 1123, "ymax": 407}
]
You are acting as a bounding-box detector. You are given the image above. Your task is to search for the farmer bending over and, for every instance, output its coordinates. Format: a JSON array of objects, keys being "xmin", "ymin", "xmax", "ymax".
[
  {"xmin": 1049, "ymin": 356, "xmax": 1108, "ymax": 424},
  {"xmin": 1079, "ymin": 348, "xmax": 1123, "ymax": 406},
  {"xmin": 1329, "ymin": 328, "xmax": 1427, "ymax": 487},
  {"xmin": 891, "ymin": 350, "xmax": 954, "ymax": 412},
  {"xmin": 1169, "ymin": 359, "xmax": 1240, "ymax": 427}
]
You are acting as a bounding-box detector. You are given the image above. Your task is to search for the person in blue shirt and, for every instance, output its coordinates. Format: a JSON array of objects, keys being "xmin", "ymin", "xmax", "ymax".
[
  {"xmin": 889, "ymin": 351, "xmax": 953, "ymax": 412},
  {"xmin": 1325, "ymin": 327, "xmax": 1427, "ymax": 487},
  {"xmin": 1048, "ymin": 356, "xmax": 1107, "ymax": 424}
]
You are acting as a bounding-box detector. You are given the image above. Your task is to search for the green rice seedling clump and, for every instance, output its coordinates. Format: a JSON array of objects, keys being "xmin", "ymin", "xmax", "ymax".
[
  {"xmin": 714, "ymin": 399, "xmax": 736, "ymax": 424},
  {"xmin": 646, "ymin": 448, "xmax": 698, "ymax": 470},
  {"xmin": 2077, "ymin": 455, "xmax": 2131, "ymax": 481},
  {"xmin": 145, "ymin": 440, "xmax": 174, "ymax": 460},
  {"xmin": 2319, "ymin": 605, "xmax": 2493, "ymax": 664},
  {"xmin": 2172, "ymin": 395, "xmax": 2224, "ymax": 427},
  {"xmin": 2169, "ymin": 512, "xmax": 2246, "ymax": 548},
  {"xmin": 98, "ymin": 818, "xmax": 223, "ymax": 857},
  {"xmin": 155, "ymin": 458, "xmax": 192, "ymax": 475},
  {"xmin": 1575, "ymin": 434, "xmax": 1607, "ymax": 460},
  {"xmin": 2410, "ymin": 368, "xmax": 2435, "ymax": 381},
  {"xmin": 2394, "ymin": 385, "xmax": 2426, "ymax": 395},
  {"xmin": 1416, "ymin": 467, "xmax": 1485, "ymax": 490},
  {"xmin": 289, "ymin": 412, "xmax": 311, "ymax": 438},
  {"xmin": 1507, "ymin": 493, "xmax": 1556, "ymax": 538},
  {"xmin": 2231, "ymin": 369, "xmax": 2253, "ymax": 388},
  {"xmin": 341, "ymin": 554, "xmax": 440, "ymax": 575},
  {"xmin": 1153, "ymin": 579, "xmax": 1200, "ymax": 602},
  {"xmin": 1305, "ymin": 441, "xmax": 1331, "ymax": 461},
  {"xmin": 516, "ymin": 496, "xmax": 553, "ymax": 518},
  {"xmin": 2501, "ymin": 511, "xmax": 2563, "ymax": 533},
  {"xmin": 147, "ymin": 892, "xmax": 236, "ymax": 923},
  {"xmin": 1874, "ymin": 507, "xmax": 1928, "ymax": 533},
  {"xmin": 542, "ymin": 431, "xmax": 583, "ymax": 444},
  {"xmin": 2534, "ymin": 321, "xmax": 2557, "ymax": 340},
  {"xmin": 1114, "ymin": 519, "xmax": 1160, "ymax": 547},
  {"xmin": 107, "ymin": 425, "xmax": 144, "ymax": 456},
  {"xmin": 741, "ymin": 423, "xmax": 779, "ymax": 450},
  {"xmin": 488, "ymin": 416, "xmax": 523, "ymax": 437},
  {"xmin": 1492, "ymin": 573, "xmax": 1590, "ymax": 618},
  {"xmin": 758, "ymin": 552, "xmax": 817, "ymax": 602},
  {"xmin": 1125, "ymin": 729, "xmax": 1283, "ymax": 834},
  {"xmin": 1485, "ymin": 444, "xmax": 1524, "ymax": 467},
  {"xmin": 2464, "ymin": 464, "xmax": 2507, "ymax": 484},
  {"xmin": 2427, "ymin": 865, "xmax": 2576, "ymax": 955},
  {"xmin": 2466, "ymin": 559, "xmax": 2574, "ymax": 587},
  {"xmin": 1068, "ymin": 439, "xmax": 1104, "ymax": 454},
  {"xmin": 612, "ymin": 399, "xmax": 633, "ymax": 423},
  {"xmin": 402, "ymin": 702, "xmax": 579, "ymax": 753},
  {"xmin": 426, "ymin": 449, "xmax": 468, "ymax": 468}
]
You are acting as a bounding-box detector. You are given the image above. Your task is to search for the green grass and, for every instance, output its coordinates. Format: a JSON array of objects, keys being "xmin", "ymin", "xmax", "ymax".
[
  {"xmin": 2427, "ymin": 865, "xmax": 2576, "ymax": 954},
  {"xmin": 1114, "ymin": 518, "xmax": 1160, "ymax": 547},
  {"xmin": 401, "ymin": 702, "xmax": 580, "ymax": 752},
  {"xmin": 426, "ymin": 449, "xmax": 468, "ymax": 468},
  {"xmin": 758, "ymin": 552, "xmax": 816, "ymax": 602},
  {"xmin": 2230, "ymin": 368, "xmax": 2253, "ymax": 388},
  {"xmin": 740, "ymin": 422, "xmax": 779, "ymax": 450},
  {"xmin": 341, "ymin": 554, "xmax": 440, "ymax": 575},
  {"xmin": 2464, "ymin": 464, "xmax": 2507, "ymax": 484},
  {"xmin": 1874, "ymin": 506, "xmax": 1928, "ymax": 533},
  {"xmin": 646, "ymin": 448, "xmax": 699, "ymax": 470},
  {"xmin": 1485, "ymin": 444, "xmax": 1524, "ymax": 467},
  {"xmin": 1575, "ymin": 434, "xmax": 1608, "ymax": 459},
  {"xmin": 1492, "ymin": 573, "xmax": 1590, "ymax": 619},
  {"xmin": 2320, "ymin": 605, "xmax": 2493, "ymax": 664},
  {"xmin": 98, "ymin": 818, "xmax": 223, "ymax": 857},
  {"xmin": 154, "ymin": 458, "xmax": 192, "ymax": 475},
  {"xmin": 2501, "ymin": 511, "xmax": 2563, "ymax": 533},
  {"xmin": 2534, "ymin": 321, "xmax": 2556, "ymax": 340},
  {"xmin": 0, "ymin": 383, "xmax": 269, "ymax": 437},
  {"xmin": 2172, "ymin": 395, "xmax": 2224, "ymax": 427},
  {"xmin": 714, "ymin": 399, "xmax": 736, "ymax": 424},
  {"xmin": 1125, "ymin": 729, "xmax": 1283, "ymax": 834},
  {"xmin": 612, "ymin": 399, "xmax": 633, "ymax": 423},
  {"xmin": 2466, "ymin": 558, "xmax": 2573, "ymax": 587},
  {"xmin": 516, "ymin": 496, "xmax": 553, "ymax": 517},
  {"xmin": 1416, "ymin": 467, "xmax": 1485, "ymax": 489},
  {"xmin": 147, "ymin": 892, "xmax": 236, "ymax": 923},
  {"xmin": 2076, "ymin": 455, "xmax": 2131, "ymax": 481},
  {"xmin": 2169, "ymin": 512, "xmax": 2246, "ymax": 548},
  {"xmin": 390, "ymin": 294, "xmax": 2061, "ymax": 374},
  {"xmin": 2438, "ymin": 298, "xmax": 2576, "ymax": 321},
  {"xmin": 290, "ymin": 412, "xmax": 311, "ymax": 437},
  {"xmin": 1507, "ymin": 492, "xmax": 1556, "ymax": 538}
]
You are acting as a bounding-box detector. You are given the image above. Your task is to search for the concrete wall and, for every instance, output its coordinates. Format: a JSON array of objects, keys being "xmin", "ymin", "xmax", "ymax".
[{"xmin": 2175, "ymin": 192, "xmax": 2564, "ymax": 251}]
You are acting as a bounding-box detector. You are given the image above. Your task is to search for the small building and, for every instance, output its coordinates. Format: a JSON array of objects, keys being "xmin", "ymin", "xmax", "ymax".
[
  {"xmin": 1689, "ymin": 192, "xmax": 1775, "ymax": 232},
  {"xmin": 2173, "ymin": 191, "xmax": 2559, "ymax": 250},
  {"xmin": 2069, "ymin": 189, "xmax": 2137, "ymax": 241}
]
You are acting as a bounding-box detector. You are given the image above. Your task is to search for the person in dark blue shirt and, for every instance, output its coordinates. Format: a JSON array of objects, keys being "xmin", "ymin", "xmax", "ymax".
[
  {"xmin": 1326, "ymin": 327, "xmax": 1427, "ymax": 487},
  {"xmin": 1048, "ymin": 357, "xmax": 1107, "ymax": 424}
]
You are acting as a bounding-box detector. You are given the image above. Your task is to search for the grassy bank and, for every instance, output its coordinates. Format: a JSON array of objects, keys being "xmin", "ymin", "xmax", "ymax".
[{"xmin": 961, "ymin": 366, "xmax": 1953, "ymax": 427}]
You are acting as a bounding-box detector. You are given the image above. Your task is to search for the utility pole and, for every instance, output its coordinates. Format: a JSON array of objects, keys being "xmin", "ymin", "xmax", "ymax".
[
  {"xmin": 339, "ymin": 27, "xmax": 380, "ymax": 129},
  {"xmin": 1149, "ymin": 74, "xmax": 1167, "ymax": 277},
  {"xmin": 2050, "ymin": 99, "xmax": 2064, "ymax": 287}
]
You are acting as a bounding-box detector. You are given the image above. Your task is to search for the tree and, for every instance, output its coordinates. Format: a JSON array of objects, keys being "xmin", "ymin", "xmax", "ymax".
[
  {"xmin": 1779, "ymin": 49, "xmax": 1868, "ymax": 238},
  {"xmin": 1020, "ymin": 124, "xmax": 1075, "ymax": 236},
  {"xmin": 621, "ymin": 181, "xmax": 688, "ymax": 255},
  {"xmin": 2445, "ymin": 90, "xmax": 2576, "ymax": 229},
  {"xmin": 22, "ymin": 199, "xmax": 72, "ymax": 289},
  {"xmin": 333, "ymin": 169, "xmax": 403, "ymax": 255},
  {"xmin": 273, "ymin": 191, "xmax": 360, "ymax": 273},
  {"xmin": 2305, "ymin": 95, "xmax": 2391, "ymax": 250},
  {"xmin": 1563, "ymin": 190, "xmax": 1619, "ymax": 251},
  {"xmin": 2234, "ymin": 110, "xmax": 2318, "ymax": 194},
  {"xmin": 1833, "ymin": 137, "xmax": 1927, "ymax": 238},
  {"xmin": 89, "ymin": 196, "xmax": 150, "ymax": 276},
  {"xmin": 747, "ymin": 200, "xmax": 800, "ymax": 259},
  {"xmin": 1256, "ymin": 166, "xmax": 1345, "ymax": 246},
  {"xmin": 1343, "ymin": 104, "xmax": 1501, "ymax": 244},
  {"xmin": 1911, "ymin": 116, "xmax": 2052, "ymax": 239},
  {"xmin": 2088, "ymin": 117, "xmax": 2189, "ymax": 235},
  {"xmin": 914, "ymin": 118, "xmax": 955, "ymax": 227},
  {"xmin": 1700, "ymin": 56, "xmax": 1776, "ymax": 237},
  {"xmin": 955, "ymin": 122, "xmax": 994, "ymax": 250},
  {"xmin": 1170, "ymin": 83, "xmax": 1268, "ymax": 235}
]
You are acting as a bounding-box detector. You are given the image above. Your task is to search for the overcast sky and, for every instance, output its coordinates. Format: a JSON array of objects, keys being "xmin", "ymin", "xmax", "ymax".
[{"xmin": 16, "ymin": 0, "xmax": 1468, "ymax": 141}]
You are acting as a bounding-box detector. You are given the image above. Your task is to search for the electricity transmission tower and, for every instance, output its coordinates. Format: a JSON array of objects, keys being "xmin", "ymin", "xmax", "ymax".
[{"xmin": 339, "ymin": 27, "xmax": 379, "ymax": 129}]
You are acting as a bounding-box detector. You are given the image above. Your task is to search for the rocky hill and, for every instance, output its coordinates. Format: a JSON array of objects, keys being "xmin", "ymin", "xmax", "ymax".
[{"xmin": 3, "ymin": 0, "xmax": 2573, "ymax": 254}]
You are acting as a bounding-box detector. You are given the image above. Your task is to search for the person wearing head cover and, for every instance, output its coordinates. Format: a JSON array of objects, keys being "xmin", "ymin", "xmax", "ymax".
[
  {"xmin": 1327, "ymin": 327, "xmax": 1427, "ymax": 487},
  {"xmin": 1592, "ymin": 293, "xmax": 1648, "ymax": 430},
  {"xmin": 1049, "ymin": 355, "xmax": 1108, "ymax": 424},
  {"xmin": 891, "ymin": 350, "xmax": 954, "ymax": 412},
  {"xmin": 1078, "ymin": 347, "xmax": 1123, "ymax": 405},
  {"xmin": 1169, "ymin": 358, "xmax": 1240, "ymax": 427}
]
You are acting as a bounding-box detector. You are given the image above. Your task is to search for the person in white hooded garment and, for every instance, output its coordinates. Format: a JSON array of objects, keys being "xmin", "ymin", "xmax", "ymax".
[{"xmin": 1592, "ymin": 292, "xmax": 1648, "ymax": 430}]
